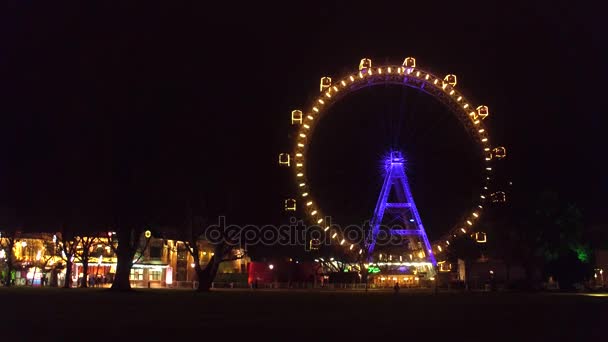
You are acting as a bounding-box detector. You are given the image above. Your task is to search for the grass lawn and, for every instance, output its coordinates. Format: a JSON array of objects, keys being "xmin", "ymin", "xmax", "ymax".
[{"xmin": 0, "ymin": 288, "xmax": 606, "ymax": 340}]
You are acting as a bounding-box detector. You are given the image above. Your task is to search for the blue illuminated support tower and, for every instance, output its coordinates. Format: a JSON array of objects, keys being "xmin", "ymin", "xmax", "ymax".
[{"xmin": 366, "ymin": 151, "xmax": 437, "ymax": 266}]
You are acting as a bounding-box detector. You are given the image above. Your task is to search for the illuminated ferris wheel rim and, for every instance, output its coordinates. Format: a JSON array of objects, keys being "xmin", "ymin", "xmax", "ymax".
[{"xmin": 284, "ymin": 57, "xmax": 506, "ymax": 260}]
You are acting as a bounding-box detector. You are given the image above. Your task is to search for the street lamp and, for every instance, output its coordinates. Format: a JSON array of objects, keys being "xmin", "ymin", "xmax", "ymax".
[{"xmin": 268, "ymin": 264, "xmax": 274, "ymax": 270}]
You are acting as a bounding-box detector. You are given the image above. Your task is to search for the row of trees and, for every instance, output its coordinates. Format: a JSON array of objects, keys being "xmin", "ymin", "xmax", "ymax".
[
  {"xmin": 448, "ymin": 190, "xmax": 599, "ymax": 290},
  {"xmin": 0, "ymin": 203, "xmax": 243, "ymax": 292}
]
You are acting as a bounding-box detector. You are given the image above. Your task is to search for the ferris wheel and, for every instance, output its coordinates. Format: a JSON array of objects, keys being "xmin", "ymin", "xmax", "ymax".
[{"xmin": 279, "ymin": 57, "xmax": 507, "ymax": 271}]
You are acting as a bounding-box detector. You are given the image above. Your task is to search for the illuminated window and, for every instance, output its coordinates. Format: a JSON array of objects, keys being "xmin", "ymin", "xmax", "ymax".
[
  {"xmin": 130, "ymin": 268, "xmax": 144, "ymax": 281},
  {"xmin": 149, "ymin": 270, "xmax": 162, "ymax": 281},
  {"xmin": 438, "ymin": 261, "xmax": 452, "ymax": 272}
]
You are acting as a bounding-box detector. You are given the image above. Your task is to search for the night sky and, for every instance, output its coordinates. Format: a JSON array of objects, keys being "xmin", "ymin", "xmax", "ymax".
[{"xmin": 0, "ymin": 2, "xmax": 606, "ymax": 237}]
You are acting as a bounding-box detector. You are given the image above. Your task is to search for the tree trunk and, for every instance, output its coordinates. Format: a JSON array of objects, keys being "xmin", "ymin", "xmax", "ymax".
[
  {"xmin": 4, "ymin": 257, "xmax": 13, "ymax": 287},
  {"xmin": 465, "ymin": 260, "xmax": 471, "ymax": 291},
  {"xmin": 50, "ymin": 268, "xmax": 58, "ymax": 287},
  {"xmin": 359, "ymin": 262, "xmax": 369, "ymax": 291},
  {"xmin": 110, "ymin": 228, "xmax": 139, "ymax": 291},
  {"xmin": 111, "ymin": 251, "xmax": 134, "ymax": 291},
  {"xmin": 31, "ymin": 267, "xmax": 38, "ymax": 287},
  {"xmin": 64, "ymin": 260, "xmax": 73, "ymax": 288},
  {"xmin": 80, "ymin": 260, "xmax": 89, "ymax": 288},
  {"xmin": 196, "ymin": 257, "xmax": 220, "ymax": 292}
]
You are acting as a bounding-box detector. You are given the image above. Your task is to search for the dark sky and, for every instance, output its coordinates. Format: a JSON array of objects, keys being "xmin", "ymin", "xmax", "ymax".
[{"xmin": 0, "ymin": 1, "xmax": 606, "ymax": 234}]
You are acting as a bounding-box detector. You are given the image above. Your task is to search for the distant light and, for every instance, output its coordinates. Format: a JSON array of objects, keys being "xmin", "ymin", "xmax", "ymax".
[{"xmin": 268, "ymin": 264, "xmax": 274, "ymax": 270}]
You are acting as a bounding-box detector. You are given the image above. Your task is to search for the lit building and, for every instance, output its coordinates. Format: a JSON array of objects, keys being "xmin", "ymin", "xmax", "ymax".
[{"xmin": 0, "ymin": 232, "xmax": 250, "ymax": 288}]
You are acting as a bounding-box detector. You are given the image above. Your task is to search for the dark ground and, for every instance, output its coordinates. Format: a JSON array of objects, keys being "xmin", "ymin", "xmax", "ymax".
[{"xmin": 0, "ymin": 288, "xmax": 607, "ymax": 341}]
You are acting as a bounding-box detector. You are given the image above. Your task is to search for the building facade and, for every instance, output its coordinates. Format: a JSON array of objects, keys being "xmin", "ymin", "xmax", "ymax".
[{"xmin": 0, "ymin": 232, "xmax": 249, "ymax": 288}]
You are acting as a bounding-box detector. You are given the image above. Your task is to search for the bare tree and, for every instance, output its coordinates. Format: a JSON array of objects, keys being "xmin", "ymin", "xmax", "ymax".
[
  {"xmin": 181, "ymin": 206, "xmax": 244, "ymax": 292},
  {"xmin": 57, "ymin": 229, "xmax": 79, "ymax": 289},
  {"xmin": 74, "ymin": 236, "xmax": 99, "ymax": 288}
]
